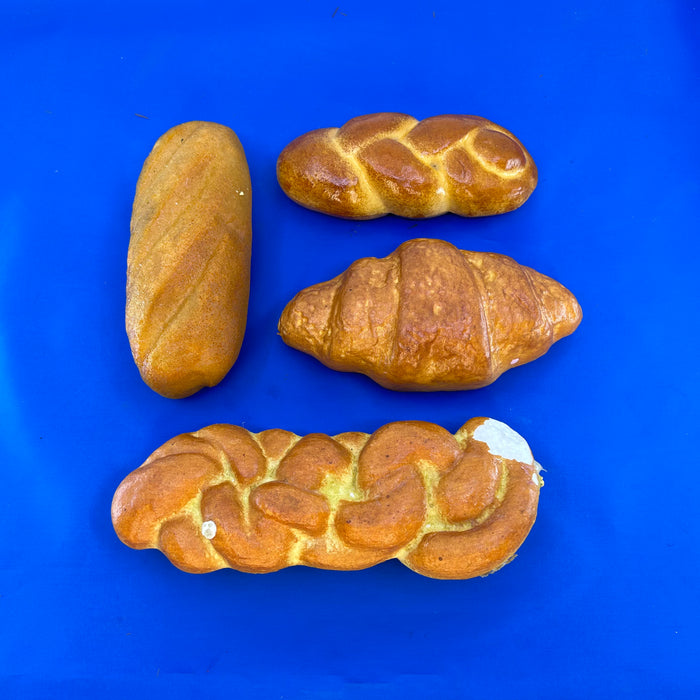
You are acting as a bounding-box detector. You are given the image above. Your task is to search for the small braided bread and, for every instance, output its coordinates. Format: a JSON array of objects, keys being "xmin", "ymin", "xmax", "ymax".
[
  {"xmin": 279, "ymin": 238, "xmax": 582, "ymax": 391},
  {"xmin": 111, "ymin": 418, "xmax": 542, "ymax": 579},
  {"xmin": 276, "ymin": 113, "xmax": 537, "ymax": 219}
]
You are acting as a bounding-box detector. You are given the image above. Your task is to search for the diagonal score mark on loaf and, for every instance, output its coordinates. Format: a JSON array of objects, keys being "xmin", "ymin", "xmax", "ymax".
[
  {"xmin": 130, "ymin": 122, "xmax": 206, "ymax": 240},
  {"xmin": 129, "ymin": 124, "xmax": 214, "ymax": 268},
  {"xmin": 139, "ymin": 233, "xmax": 228, "ymax": 370},
  {"xmin": 115, "ymin": 419, "xmax": 540, "ymax": 577},
  {"xmin": 127, "ymin": 140, "xmax": 222, "ymax": 361},
  {"xmin": 127, "ymin": 150, "xmax": 216, "ymax": 338}
]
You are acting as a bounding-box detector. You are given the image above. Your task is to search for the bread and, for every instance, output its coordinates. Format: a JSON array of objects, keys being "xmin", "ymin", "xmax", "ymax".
[
  {"xmin": 276, "ymin": 113, "xmax": 537, "ymax": 219},
  {"xmin": 279, "ymin": 238, "xmax": 581, "ymax": 391},
  {"xmin": 126, "ymin": 121, "xmax": 252, "ymax": 399},
  {"xmin": 111, "ymin": 417, "xmax": 542, "ymax": 579}
]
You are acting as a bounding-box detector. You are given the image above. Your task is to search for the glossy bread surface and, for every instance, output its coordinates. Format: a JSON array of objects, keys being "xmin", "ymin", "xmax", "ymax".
[
  {"xmin": 279, "ymin": 238, "xmax": 582, "ymax": 391},
  {"xmin": 112, "ymin": 418, "xmax": 543, "ymax": 580},
  {"xmin": 277, "ymin": 113, "xmax": 537, "ymax": 219}
]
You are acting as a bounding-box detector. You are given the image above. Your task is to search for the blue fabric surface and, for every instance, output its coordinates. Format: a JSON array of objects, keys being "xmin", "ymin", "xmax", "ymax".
[{"xmin": 0, "ymin": 1, "xmax": 698, "ymax": 697}]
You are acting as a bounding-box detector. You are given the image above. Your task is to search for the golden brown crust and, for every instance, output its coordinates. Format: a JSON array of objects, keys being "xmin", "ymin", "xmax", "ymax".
[
  {"xmin": 278, "ymin": 238, "xmax": 582, "ymax": 391},
  {"xmin": 126, "ymin": 121, "xmax": 252, "ymax": 398},
  {"xmin": 111, "ymin": 417, "xmax": 543, "ymax": 580},
  {"xmin": 276, "ymin": 113, "xmax": 537, "ymax": 219}
]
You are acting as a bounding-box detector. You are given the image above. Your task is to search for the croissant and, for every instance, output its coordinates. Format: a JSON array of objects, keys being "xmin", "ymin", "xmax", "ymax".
[
  {"xmin": 276, "ymin": 113, "xmax": 537, "ymax": 219},
  {"xmin": 278, "ymin": 238, "xmax": 581, "ymax": 391},
  {"xmin": 112, "ymin": 417, "xmax": 542, "ymax": 580},
  {"xmin": 126, "ymin": 121, "xmax": 252, "ymax": 399}
]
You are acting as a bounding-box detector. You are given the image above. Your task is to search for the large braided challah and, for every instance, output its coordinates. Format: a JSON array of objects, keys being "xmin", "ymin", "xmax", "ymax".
[
  {"xmin": 276, "ymin": 113, "xmax": 537, "ymax": 219},
  {"xmin": 278, "ymin": 238, "xmax": 582, "ymax": 391},
  {"xmin": 111, "ymin": 418, "xmax": 543, "ymax": 579}
]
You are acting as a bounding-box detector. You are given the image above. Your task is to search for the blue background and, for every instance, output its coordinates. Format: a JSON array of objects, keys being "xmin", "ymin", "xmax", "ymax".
[{"xmin": 1, "ymin": 0, "xmax": 698, "ymax": 697}]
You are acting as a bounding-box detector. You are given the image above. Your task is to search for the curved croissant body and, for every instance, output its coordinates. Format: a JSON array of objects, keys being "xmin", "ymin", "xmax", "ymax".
[
  {"xmin": 111, "ymin": 418, "xmax": 542, "ymax": 579},
  {"xmin": 279, "ymin": 239, "xmax": 582, "ymax": 391},
  {"xmin": 276, "ymin": 113, "xmax": 537, "ymax": 219},
  {"xmin": 126, "ymin": 121, "xmax": 252, "ymax": 399}
]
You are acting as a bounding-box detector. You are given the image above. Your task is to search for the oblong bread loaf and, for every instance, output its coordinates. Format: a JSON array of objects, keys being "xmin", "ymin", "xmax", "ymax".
[{"xmin": 126, "ymin": 121, "xmax": 252, "ymax": 398}]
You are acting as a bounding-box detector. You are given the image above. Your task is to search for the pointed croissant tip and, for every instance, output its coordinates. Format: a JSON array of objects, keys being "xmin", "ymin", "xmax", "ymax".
[
  {"xmin": 278, "ymin": 280, "xmax": 338, "ymax": 355},
  {"xmin": 521, "ymin": 264, "xmax": 582, "ymax": 343},
  {"xmin": 549, "ymin": 280, "xmax": 583, "ymax": 341},
  {"xmin": 563, "ymin": 296, "xmax": 583, "ymax": 337}
]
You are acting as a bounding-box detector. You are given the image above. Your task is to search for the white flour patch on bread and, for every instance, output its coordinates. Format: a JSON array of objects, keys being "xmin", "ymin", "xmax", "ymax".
[
  {"xmin": 473, "ymin": 419, "xmax": 533, "ymax": 464},
  {"xmin": 201, "ymin": 520, "xmax": 217, "ymax": 540}
]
